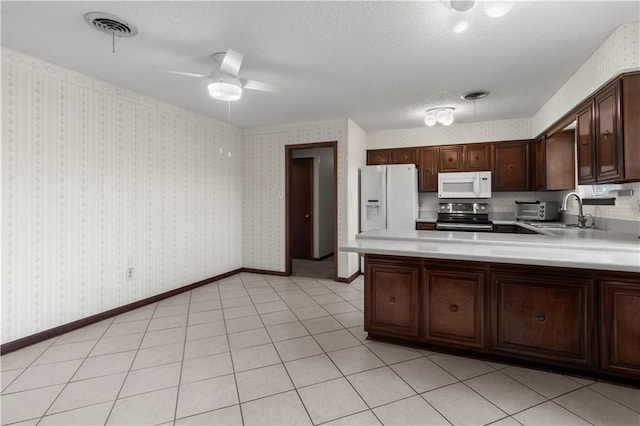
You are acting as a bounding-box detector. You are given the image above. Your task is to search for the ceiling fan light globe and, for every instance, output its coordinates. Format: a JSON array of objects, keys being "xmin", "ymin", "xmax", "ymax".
[
  {"xmin": 452, "ymin": 18, "xmax": 470, "ymax": 33},
  {"xmin": 449, "ymin": 0, "xmax": 476, "ymax": 12},
  {"xmin": 441, "ymin": 111, "xmax": 455, "ymax": 126},
  {"xmin": 208, "ymin": 81, "xmax": 242, "ymax": 101},
  {"xmin": 424, "ymin": 114, "xmax": 437, "ymax": 126},
  {"xmin": 483, "ymin": 1, "xmax": 514, "ymax": 18},
  {"xmin": 436, "ymin": 109, "xmax": 450, "ymax": 123}
]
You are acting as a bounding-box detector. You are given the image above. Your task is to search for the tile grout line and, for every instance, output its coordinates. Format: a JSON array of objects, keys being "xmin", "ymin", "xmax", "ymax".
[{"xmin": 171, "ymin": 288, "xmax": 193, "ymax": 424}]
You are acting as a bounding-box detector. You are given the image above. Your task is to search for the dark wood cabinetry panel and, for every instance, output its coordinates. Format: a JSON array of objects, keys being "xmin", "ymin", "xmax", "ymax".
[
  {"xmin": 545, "ymin": 130, "xmax": 575, "ymax": 190},
  {"xmin": 391, "ymin": 148, "xmax": 417, "ymax": 164},
  {"xmin": 492, "ymin": 141, "xmax": 531, "ymax": 191},
  {"xmin": 600, "ymin": 280, "xmax": 640, "ymax": 376},
  {"xmin": 594, "ymin": 82, "xmax": 623, "ymax": 182},
  {"xmin": 533, "ymin": 137, "xmax": 547, "ymax": 190},
  {"xmin": 622, "ymin": 73, "xmax": 640, "ymax": 181},
  {"xmin": 365, "ymin": 256, "xmax": 420, "ymax": 338},
  {"xmin": 422, "ymin": 266, "xmax": 486, "ymax": 349},
  {"xmin": 416, "ymin": 222, "xmax": 436, "ymax": 230},
  {"xmin": 367, "ymin": 149, "xmax": 391, "ymax": 165},
  {"xmin": 466, "ymin": 143, "xmax": 492, "ymax": 171},
  {"xmin": 491, "ymin": 271, "xmax": 594, "ymax": 367},
  {"xmin": 439, "ymin": 145, "xmax": 464, "ymax": 172},
  {"xmin": 577, "ymin": 103, "xmax": 596, "ymax": 184},
  {"xmin": 417, "ymin": 147, "xmax": 439, "ymax": 192}
]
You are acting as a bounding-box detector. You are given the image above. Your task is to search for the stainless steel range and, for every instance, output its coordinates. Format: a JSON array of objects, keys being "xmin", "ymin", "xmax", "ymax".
[{"xmin": 436, "ymin": 202, "xmax": 493, "ymax": 232}]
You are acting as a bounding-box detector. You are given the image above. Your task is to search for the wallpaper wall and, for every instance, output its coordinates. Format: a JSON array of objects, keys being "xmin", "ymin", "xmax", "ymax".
[
  {"xmin": 240, "ymin": 119, "xmax": 354, "ymax": 278},
  {"xmin": 1, "ymin": 48, "xmax": 243, "ymax": 344},
  {"xmin": 347, "ymin": 119, "xmax": 366, "ymax": 274},
  {"xmin": 532, "ymin": 22, "xmax": 640, "ymax": 136}
]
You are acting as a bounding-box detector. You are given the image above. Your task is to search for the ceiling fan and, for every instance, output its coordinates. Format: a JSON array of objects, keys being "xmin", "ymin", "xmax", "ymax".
[{"xmin": 161, "ymin": 49, "xmax": 277, "ymax": 101}]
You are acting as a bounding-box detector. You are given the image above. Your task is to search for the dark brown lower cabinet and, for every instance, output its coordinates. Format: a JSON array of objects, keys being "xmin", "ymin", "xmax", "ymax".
[
  {"xmin": 363, "ymin": 254, "xmax": 640, "ymax": 382},
  {"xmin": 365, "ymin": 256, "xmax": 420, "ymax": 338},
  {"xmin": 600, "ymin": 280, "xmax": 640, "ymax": 377},
  {"xmin": 491, "ymin": 271, "xmax": 595, "ymax": 368},
  {"xmin": 422, "ymin": 266, "xmax": 486, "ymax": 349}
]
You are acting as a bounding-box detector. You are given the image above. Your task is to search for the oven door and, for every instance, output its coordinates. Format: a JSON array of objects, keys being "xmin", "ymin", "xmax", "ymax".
[{"xmin": 436, "ymin": 222, "xmax": 494, "ymax": 232}]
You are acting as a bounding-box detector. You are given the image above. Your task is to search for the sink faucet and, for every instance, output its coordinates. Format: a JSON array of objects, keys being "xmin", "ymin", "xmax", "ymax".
[{"xmin": 560, "ymin": 192, "xmax": 588, "ymax": 228}]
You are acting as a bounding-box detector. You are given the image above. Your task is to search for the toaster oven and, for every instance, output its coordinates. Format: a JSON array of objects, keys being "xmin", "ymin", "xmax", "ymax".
[{"xmin": 515, "ymin": 201, "xmax": 558, "ymax": 221}]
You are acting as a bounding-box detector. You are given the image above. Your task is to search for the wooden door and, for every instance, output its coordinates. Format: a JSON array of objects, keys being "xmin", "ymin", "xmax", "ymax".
[
  {"xmin": 422, "ymin": 266, "xmax": 486, "ymax": 349},
  {"xmin": 365, "ymin": 256, "xmax": 420, "ymax": 338},
  {"xmin": 600, "ymin": 280, "xmax": 640, "ymax": 377},
  {"xmin": 290, "ymin": 158, "xmax": 313, "ymax": 259},
  {"xmin": 417, "ymin": 147, "xmax": 438, "ymax": 192},
  {"xmin": 491, "ymin": 271, "xmax": 594, "ymax": 367},
  {"xmin": 595, "ymin": 83, "xmax": 623, "ymax": 182},
  {"xmin": 439, "ymin": 145, "xmax": 464, "ymax": 172},
  {"xmin": 465, "ymin": 144, "xmax": 491, "ymax": 171},
  {"xmin": 577, "ymin": 104, "xmax": 596, "ymax": 184},
  {"xmin": 492, "ymin": 141, "xmax": 531, "ymax": 191}
]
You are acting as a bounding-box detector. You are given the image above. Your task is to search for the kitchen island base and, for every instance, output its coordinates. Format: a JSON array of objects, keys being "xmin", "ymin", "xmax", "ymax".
[{"xmin": 364, "ymin": 254, "xmax": 640, "ymax": 384}]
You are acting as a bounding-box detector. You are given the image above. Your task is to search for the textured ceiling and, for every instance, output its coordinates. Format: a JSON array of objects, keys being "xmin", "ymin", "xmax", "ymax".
[{"xmin": 1, "ymin": 1, "xmax": 638, "ymax": 131}]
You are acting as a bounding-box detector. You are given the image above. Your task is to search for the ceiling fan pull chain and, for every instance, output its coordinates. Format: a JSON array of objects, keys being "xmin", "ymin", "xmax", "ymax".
[{"xmin": 112, "ymin": 29, "xmax": 115, "ymax": 53}]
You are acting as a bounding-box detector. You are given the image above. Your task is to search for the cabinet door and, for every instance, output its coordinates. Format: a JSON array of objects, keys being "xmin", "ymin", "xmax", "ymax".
[
  {"xmin": 417, "ymin": 147, "xmax": 438, "ymax": 192},
  {"xmin": 622, "ymin": 73, "xmax": 640, "ymax": 181},
  {"xmin": 545, "ymin": 130, "xmax": 576, "ymax": 191},
  {"xmin": 423, "ymin": 267, "xmax": 486, "ymax": 349},
  {"xmin": 367, "ymin": 149, "xmax": 391, "ymax": 165},
  {"xmin": 492, "ymin": 141, "xmax": 531, "ymax": 191},
  {"xmin": 391, "ymin": 148, "xmax": 417, "ymax": 164},
  {"xmin": 533, "ymin": 138, "xmax": 546, "ymax": 191},
  {"xmin": 416, "ymin": 222, "xmax": 436, "ymax": 230},
  {"xmin": 577, "ymin": 104, "xmax": 596, "ymax": 184},
  {"xmin": 465, "ymin": 144, "xmax": 492, "ymax": 171},
  {"xmin": 595, "ymin": 83, "xmax": 623, "ymax": 182},
  {"xmin": 439, "ymin": 145, "xmax": 464, "ymax": 172},
  {"xmin": 600, "ymin": 281, "xmax": 640, "ymax": 377},
  {"xmin": 491, "ymin": 272, "xmax": 594, "ymax": 367},
  {"xmin": 365, "ymin": 257, "xmax": 420, "ymax": 338}
]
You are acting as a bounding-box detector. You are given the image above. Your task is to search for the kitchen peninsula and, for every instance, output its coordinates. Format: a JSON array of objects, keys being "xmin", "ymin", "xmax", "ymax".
[{"xmin": 340, "ymin": 228, "xmax": 640, "ymax": 382}]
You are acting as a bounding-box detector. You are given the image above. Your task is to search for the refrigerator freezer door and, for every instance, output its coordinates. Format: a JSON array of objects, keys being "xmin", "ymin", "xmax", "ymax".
[
  {"xmin": 386, "ymin": 164, "xmax": 418, "ymax": 230},
  {"xmin": 361, "ymin": 166, "xmax": 387, "ymax": 232}
]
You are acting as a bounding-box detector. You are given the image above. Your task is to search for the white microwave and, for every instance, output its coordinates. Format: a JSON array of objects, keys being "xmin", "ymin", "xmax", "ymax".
[{"xmin": 438, "ymin": 171, "xmax": 492, "ymax": 199}]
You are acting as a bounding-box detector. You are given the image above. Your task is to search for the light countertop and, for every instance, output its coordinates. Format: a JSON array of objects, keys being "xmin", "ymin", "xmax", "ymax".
[{"xmin": 341, "ymin": 228, "xmax": 640, "ymax": 273}]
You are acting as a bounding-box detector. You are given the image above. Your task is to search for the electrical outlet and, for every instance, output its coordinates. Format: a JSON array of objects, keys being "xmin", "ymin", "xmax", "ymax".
[{"xmin": 126, "ymin": 267, "xmax": 134, "ymax": 281}]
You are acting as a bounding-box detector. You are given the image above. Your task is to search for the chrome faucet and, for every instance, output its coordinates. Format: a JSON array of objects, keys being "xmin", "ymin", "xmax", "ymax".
[{"xmin": 560, "ymin": 192, "xmax": 588, "ymax": 228}]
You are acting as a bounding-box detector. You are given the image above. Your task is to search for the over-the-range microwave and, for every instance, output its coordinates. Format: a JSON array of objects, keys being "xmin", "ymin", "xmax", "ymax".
[{"xmin": 438, "ymin": 171, "xmax": 492, "ymax": 199}]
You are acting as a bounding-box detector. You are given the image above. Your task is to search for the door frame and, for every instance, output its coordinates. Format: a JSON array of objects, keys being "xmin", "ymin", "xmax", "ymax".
[{"xmin": 285, "ymin": 141, "xmax": 338, "ymax": 280}]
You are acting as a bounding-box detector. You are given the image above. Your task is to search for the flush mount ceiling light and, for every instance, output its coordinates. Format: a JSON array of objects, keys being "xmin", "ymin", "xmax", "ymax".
[
  {"xmin": 425, "ymin": 107, "xmax": 456, "ymax": 127},
  {"xmin": 440, "ymin": 0, "xmax": 514, "ymax": 33},
  {"xmin": 207, "ymin": 76, "xmax": 243, "ymax": 101}
]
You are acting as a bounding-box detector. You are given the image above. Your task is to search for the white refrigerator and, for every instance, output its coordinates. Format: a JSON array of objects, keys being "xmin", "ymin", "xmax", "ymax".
[{"xmin": 361, "ymin": 164, "xmax": 418, "ymax": 232}]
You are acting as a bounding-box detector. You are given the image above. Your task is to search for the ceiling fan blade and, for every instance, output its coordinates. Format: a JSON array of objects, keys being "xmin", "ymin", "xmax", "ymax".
[
  {"xmin": 219, "ymin": 49, "xmax": 244, "ymax": 77},
  {"xmin": 242, "ymin": 79, "xmax": 279, "ymax": 93},
  {"xmin": 156, "ymin": 69, "xmax": 208, "ymax": 78}
]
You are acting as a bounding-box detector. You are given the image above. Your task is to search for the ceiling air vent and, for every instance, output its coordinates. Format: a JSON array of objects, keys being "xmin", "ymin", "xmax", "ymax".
[
  {"xmin": 462, "ymin": 91, "xmax": 490, "ymax": 101},
  {"xmin": 84, "ymin": 12, "xmax": 138, "ymax": 37}
]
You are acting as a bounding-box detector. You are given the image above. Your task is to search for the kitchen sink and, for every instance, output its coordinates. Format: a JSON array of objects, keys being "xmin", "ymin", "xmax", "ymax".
[{"xmin": 527, "ymin": 222, "xmax": 580, "ymax": 229}]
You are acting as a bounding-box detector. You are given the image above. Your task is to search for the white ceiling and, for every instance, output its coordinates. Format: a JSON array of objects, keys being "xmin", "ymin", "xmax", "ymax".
[{"xmin": 1, "ymin": 1, "xmax": 638, "ymax": 131}]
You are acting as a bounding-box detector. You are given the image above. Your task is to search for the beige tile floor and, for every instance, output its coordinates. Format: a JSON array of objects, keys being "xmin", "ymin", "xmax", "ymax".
[{"xmin": 1, "ymin": 273, "xmax": 639, "ymax": 425}]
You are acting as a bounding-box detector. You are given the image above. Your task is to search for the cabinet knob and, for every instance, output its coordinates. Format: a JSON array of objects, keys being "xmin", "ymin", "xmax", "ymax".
[
  {"xmin": 534, "ymin": 312, "xmax": 546, "ymax": 323},
  {"xmin": 507, "ymin": 164, "xmax": 515, "ymax": 171},
  {"xmin": 602, "ymin": 130, "xmax": 611, "ymax": 139},
  {"xmin": 448, "ymin": 158, "xmax": 453, "ymax": 162},
  {"xmin": 449, "ymin": 303, "xmax": 459, "ymax": 313},
  {"xmin": 386, "ymin": 294, "xmax": 396, "ymax": 304}
]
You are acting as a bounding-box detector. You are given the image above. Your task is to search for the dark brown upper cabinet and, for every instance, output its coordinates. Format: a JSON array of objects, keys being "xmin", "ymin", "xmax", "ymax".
[
  {"xmin": 417, "ymin": 147, "xmax": 438, "ymax": 192},
  {"xmin": 594, "ymin": 82, "xmax": 623, "ymax": 182},
  {"xmin": 390, "ymin": 147, "xmax": 417, "ymax": 164},
  {"xmin": 576, "ymin": 103, "xmax": 596, "ymax": 184},
  {"xmin": 465, "ymin": 143, "xmax": 492, "ymax": 171},
  {"xmin": 492, "ymin": 140, "xmax": 531, "ymax": 192},
  {"xmin": 367, "ymin": 149, "xmax": 391, "ymax": 165},
  {"xmin": 438, "ymin": 145, "xmax": 465, "ymax": 172}
]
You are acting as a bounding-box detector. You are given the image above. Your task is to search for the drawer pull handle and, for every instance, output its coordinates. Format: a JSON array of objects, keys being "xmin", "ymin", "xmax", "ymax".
[
  {"xmin": 449, "ymin": 303, "xmax": 459, "ymax": 313},
  {"xmin": 534, "ymin": 312, "xmax": 546, "ymax": 323},
  {"xmin": 387, "ymin": 294, "xmax": 396, "ymax": 304}
]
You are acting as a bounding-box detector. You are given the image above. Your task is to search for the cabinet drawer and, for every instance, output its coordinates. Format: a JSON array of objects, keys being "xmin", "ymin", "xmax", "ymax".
[
  {"xmin": 365, "ymin": 259, "xmax": 420, "ymax": 338},
  {"xmin": 423, "ymin": 268, "xmax": 486, "ymax": 349},
  {"xmin": 416, "ymin": 222, "xmax": 436, "ymax": 230},
  {"xmin": 491, "ymin": 272, "xmax": 594, "ymax": 367}
]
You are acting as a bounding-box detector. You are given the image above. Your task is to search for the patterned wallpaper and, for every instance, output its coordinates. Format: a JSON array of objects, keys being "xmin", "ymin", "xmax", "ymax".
[
  {"xmin": 240, "ymin": 119, "xmax": 355, "ymax": 278},
  {"xmin": 532, "ymin": 22, "xmax": 640, "ymax": 136},
  {"xmin": 1, "ymin": 48, "xmax": 243, "ymax": 343}
]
